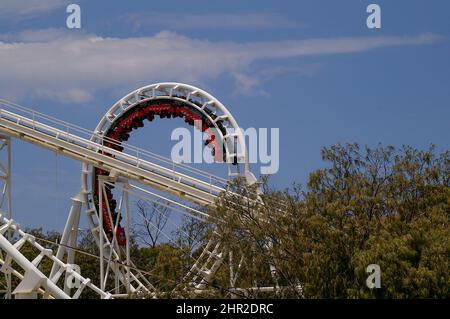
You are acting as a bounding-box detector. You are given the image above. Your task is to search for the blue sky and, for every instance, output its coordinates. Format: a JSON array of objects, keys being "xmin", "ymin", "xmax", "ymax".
[{"xmin": 0, "ymin": 0, "xmax": 449, "ymax": 231}]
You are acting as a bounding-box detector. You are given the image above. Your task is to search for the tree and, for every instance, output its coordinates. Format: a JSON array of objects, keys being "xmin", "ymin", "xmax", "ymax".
[
  {"xmin": 2, "ymin": 144, "xmax": 447, "ymax": 299},
  {"xmin": 208, "ymin": 144, "xmax": 449, "ymax": 298},
  {"xmin": 134, "ymin": 200, "xmax": 171, "ymax": 248},
  {"xmin": 174, "ymin": 215, "xmax": 210, "ymax": 254}
]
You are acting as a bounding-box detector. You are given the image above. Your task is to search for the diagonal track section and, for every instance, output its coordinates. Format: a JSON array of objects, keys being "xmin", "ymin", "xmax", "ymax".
[{"xmin": 0, "ymin": 106, "xmax": 225, "ymax": 207}]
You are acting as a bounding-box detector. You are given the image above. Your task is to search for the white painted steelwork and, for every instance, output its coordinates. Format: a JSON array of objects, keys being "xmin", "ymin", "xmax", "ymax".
[{"xmin": 0, "ymin": 83, "xmax": 260, "ymax": 298}]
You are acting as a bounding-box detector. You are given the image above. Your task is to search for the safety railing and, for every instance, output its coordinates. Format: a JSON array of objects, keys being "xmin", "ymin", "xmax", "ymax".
[
  {"xmin": 0, "ymin": 100, "xmax": 229, "ymax": 201},
  {"xmin": 0, "ymin": 99, "xmax": 229, "ymax": 193}
]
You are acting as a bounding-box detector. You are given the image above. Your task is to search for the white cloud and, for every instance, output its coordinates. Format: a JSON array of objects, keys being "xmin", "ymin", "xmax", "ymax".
[
  {"xmin": 232, "ymin": 64, "xmax": 322, "ymax": 96},
  {"xmin": 0, "ymin": 0, "xmax": 67, "ymax": 18},
  {"xmin": 0, "ymin": 30, "xmax": 442, "ymax": 103},
  {"xmin": 125, "ymin": 12, "xmax": 302, "ymax": 30},
  {"xmin": 0, "ymin": 28, "xmax": 74, "ymax": 42}
]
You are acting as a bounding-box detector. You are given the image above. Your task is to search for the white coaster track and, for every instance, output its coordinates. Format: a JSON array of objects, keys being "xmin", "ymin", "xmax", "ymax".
[
  {"xmin": 0, "ymin": 83, "xmax": 257, "ymax": 299},
  {"xmin": 0, "ymin": 211, "xmax": 111, "ymax": 299}
]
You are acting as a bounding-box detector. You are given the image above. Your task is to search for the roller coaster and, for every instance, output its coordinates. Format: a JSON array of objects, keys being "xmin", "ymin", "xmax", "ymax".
[{"xmin": 0, "ymin": 83, "xmax": 266, "ymax": 299}]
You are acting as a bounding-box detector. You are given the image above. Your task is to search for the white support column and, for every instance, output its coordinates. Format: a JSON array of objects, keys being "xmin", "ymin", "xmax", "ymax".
[
  {"xmin": 0, "ymin": 135, "xmax": 12, "ymax": 299},
  {"xmin": 98, "ymin": 178, "xmax": 105, "ymax": 295},
  {"xmin": 96, "ymin": 176, "xmax": 137, "ymax": 297},
  {"xmin": 49, "ymin": 193, "xmax": 83, "ymax": 286},
  {"xmin": 63, "ymin": 198, "xmax": 81, "ymax": 295},
  {"xmin": 125, "ymin": 185, "xmax": 131, "ymax": 295}
]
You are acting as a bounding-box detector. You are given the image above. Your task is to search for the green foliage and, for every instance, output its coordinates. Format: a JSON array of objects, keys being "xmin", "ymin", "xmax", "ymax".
[
  {"xmin": 209, "ymin": 144, "xmax": 449, "ymax": 298},
  {"xmin": 2, "ymin": 143, "xmax": 447, "ymax": 299}
]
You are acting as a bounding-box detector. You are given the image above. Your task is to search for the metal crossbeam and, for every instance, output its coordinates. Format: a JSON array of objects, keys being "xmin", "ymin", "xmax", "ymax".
[{"xmin": 0, "ymin": 211, "xmax": 111, "ymax": 299}]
